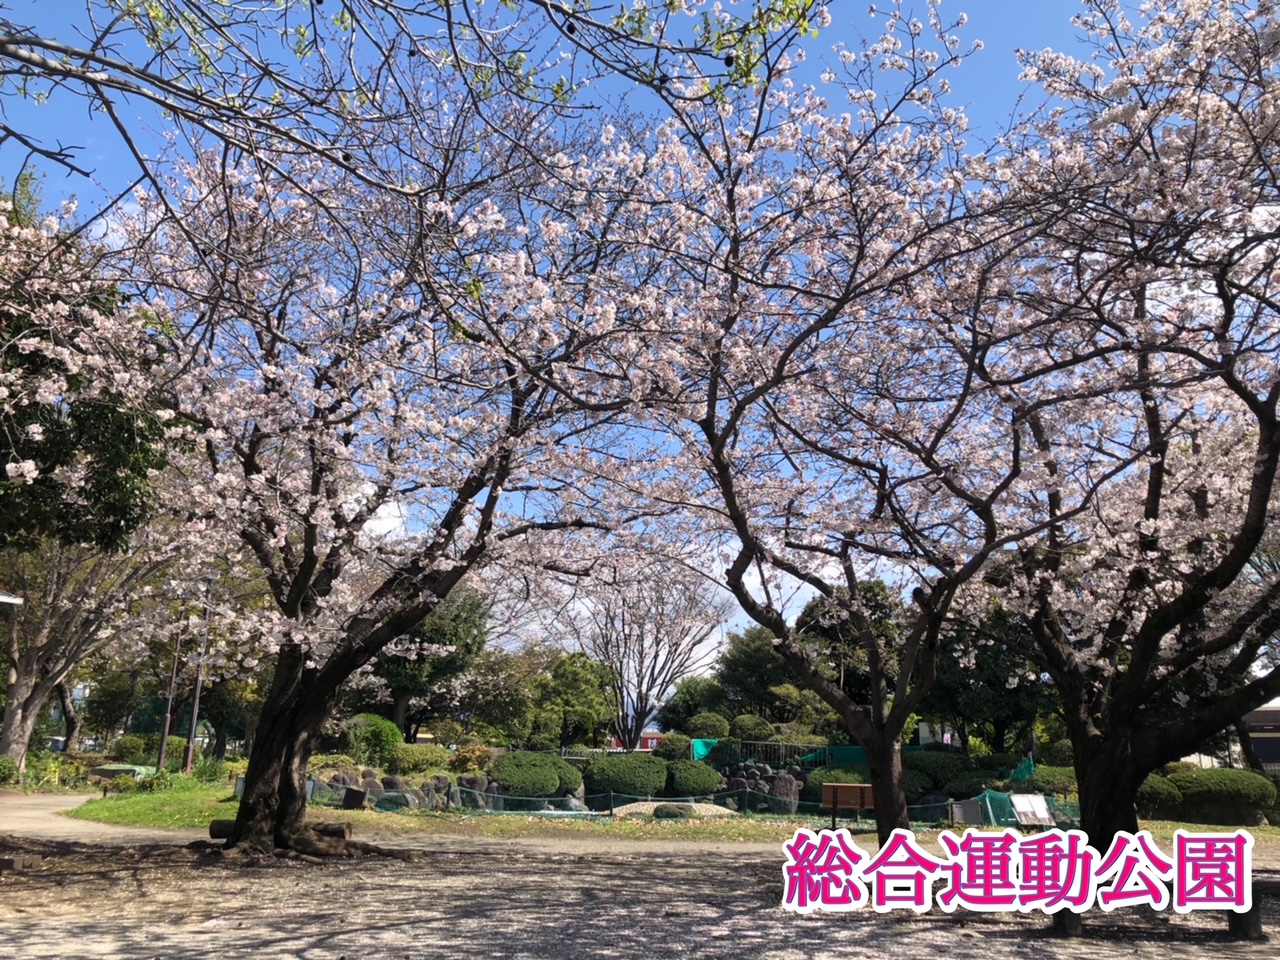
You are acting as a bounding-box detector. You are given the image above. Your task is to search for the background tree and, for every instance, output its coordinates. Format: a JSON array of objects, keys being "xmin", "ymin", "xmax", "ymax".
[
  {"xmin": 371, "ymin": 587, "xmax": 489, "ymax": 741},
  {"xmin": 558, "ymin": 557, "xmax": 729, "ymax": 750},
  {"xmin": 526, "ymin": 652, "xmax": 617, "ymax": 750},
  {"xmin": 654, "ymin": 675, "xmax": 727, "ymax": 733}
]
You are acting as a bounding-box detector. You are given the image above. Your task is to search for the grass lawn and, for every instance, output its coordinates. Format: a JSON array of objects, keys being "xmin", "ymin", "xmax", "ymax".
[
  {"xmin": 65, "ymin": 781, "xmax": 847, "ymax": 842},
  {"xmin": 64, "ymin": 782, "xmax": 1280, "ymax": 850}
]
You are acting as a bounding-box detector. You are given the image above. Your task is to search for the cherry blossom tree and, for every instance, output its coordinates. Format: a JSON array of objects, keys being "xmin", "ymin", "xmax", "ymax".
[
  {"xmin": 0, "ymin": 0, "xmax": 827, "ymax": 204},
  {"xmin": 960, "ymin": 0, "xmax": 1280, "ymax": 851},
  {"xmin": 0, "ymin": 535, "xmax": 176, "ymax": 770},
  {"xmin": 115, "ymin": 66, "xmax": 671, "ymax": 851}
]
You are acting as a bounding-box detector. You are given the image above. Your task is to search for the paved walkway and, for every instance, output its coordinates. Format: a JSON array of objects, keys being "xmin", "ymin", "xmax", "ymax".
[{"xmin": 0, "ymin": 791, "xmax": 207, "ymax": 845}]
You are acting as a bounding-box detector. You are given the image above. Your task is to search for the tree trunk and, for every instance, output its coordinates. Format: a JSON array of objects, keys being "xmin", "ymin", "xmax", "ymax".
[
  {"xmin": 1075, "ymin": 735, "xmax": 1142, "ymax": 846},
  {"xmin": 211, "ymin": 721, "xmax": 228, "ymax": 760},
  {"xmin": 391, "ymin": 691, "xmax": 411, "ymax": 742},
  {"xmin": 990, "ymin": 718, "xmax": 1009, "ymax": 755},
  {"xmin": 1, "ymin": 673, "xmax": 56, "ymax": 771},
  {"xmin": 229, "ymin": 644, "xmax": 340, "ymax": 852},
  {"xmin": 56, "ymin": 682, "xmax": 81, "ymax": 753},
  {"xmin": 862, "ymin": 735, "xmax": 910, "ymax": 845}
]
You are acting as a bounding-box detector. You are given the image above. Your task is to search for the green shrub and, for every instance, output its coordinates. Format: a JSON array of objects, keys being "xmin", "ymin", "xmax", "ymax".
[
  {"xmin": 489, "ymin": 751, "xmax": 562, "ymax": 797},
  {"xmin": 653, "ymin": 803, "xmax": 696, "ymax": 819},
  {"xmin": 0, "ymin": 756, "xmax": 18, "ymax": 784},
  {"xmin": 140, "ymin": 734, "xmax": 193, "ymax": 766},
  {"xmin": 653, "ymin": 733, "xmax": 692, "ymax": 761},
  {"xmin": 447, "ymin": 743, "xmax": 495, "ymax": 773},
  {"xmin": 903, "ymin": 750, "xmax": 971, "ymax": 788},
  {"xmin": 768, "ymin": 733, "xmax": 829, "ymax": 747},
  {"xmin": 224, "ymin": 758, "xmax": 249, "ymax": 780},
  {"xmin": 192, "ymin": 756, "xmax": 228, "ymax": 784},
  {"xmin": 309, "ymin": 753, "xmax": 358, "ymax": 773},
  {"xmin": 1041, "ymin": 739, "xmax": 1075, "ymax": 767},
  {"xmin": 974, "ymin": 753, "xmax": 1022, "ymax": 774},
  {"xmin": 944, "ymin": 772, "xmax": 992, "ymax": 799},
  {"xmin": 1160, "ymin": 761, "xmax": 1200, "ymax": 777},
  {"xmin": 803, "ymin": 765, "xmax": 871, "ymax": 803},
  {"xmin": 108, "ymin": 774, "xmax": 139, "ymax": 794},
  {"xmin": 583, "ymin": 753, "xmax": 669, "ymax": 797},
  {"xmin": 1167, "ymin": 768, "xmax": 1277, "ymax": 823},
  {"xmin": 339, "ymin": 714, "xmax": 402, "ymax": 769},
  {"xmin": 108, "ymin": 735, "xmax": 146, "ymax": 762},
  {"xmin": 390, "ymin": 742, "xmax": 451, "ymax": 775},
  {"xmin": 138, "ymin": 770, "xmax": 178, "ymax": 792},
  {"xmin": 1024, "ymin": 765, "xmax": 1077, "ymax": 798},
  {"xmin": 1136, "ymin": 773, "xmax": 1183, "ymax": 819},
  {"xmin": 550, "ymin": 755, "xmax": 583, "ymax": 794},
  {"xmin": 903, "ymin": 768, "xmax": 934, "ymax": 803},
  {"xmin": 703, "ymin": 737, "xmax": 741, "ymax": 769},
  {"xmin": 729, "ymin": 714, "xmax": 775, "ymax": 742},
  {"xmin": 667, "ymin": 759, "xmax": 723, "ymax": 796},
  {"xmin": 686, "ymin": 712, "xmax": 730, "ymax": 739}
]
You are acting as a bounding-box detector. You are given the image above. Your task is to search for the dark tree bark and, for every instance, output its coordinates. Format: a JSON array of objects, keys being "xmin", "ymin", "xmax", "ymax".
[
  {"xmin": 56, "ymin": 682, "xmax": 82, "ymax": 753},
  {"xmin": 863, "ymin": 735, "xmax": 911, "ymax": 839}
]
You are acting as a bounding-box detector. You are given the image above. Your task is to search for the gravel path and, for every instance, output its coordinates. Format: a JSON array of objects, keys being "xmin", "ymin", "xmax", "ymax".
[{"xmin": 0, "ymin": 792, "xmax": 1275, "ymax": 959}]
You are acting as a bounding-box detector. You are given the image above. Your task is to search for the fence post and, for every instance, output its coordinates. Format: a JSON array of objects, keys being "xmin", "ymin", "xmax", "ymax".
[{"xmin": 608, "ymin": 790, "xmax": 614, "ymax": 816}]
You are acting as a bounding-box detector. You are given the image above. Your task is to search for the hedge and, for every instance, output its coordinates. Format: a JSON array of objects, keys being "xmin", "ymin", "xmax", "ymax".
[
  {"xmin": 1136, "ymin": 773, "xmax": 1182, "ymax": 818},
  {"xmin": 902, "ymin": 750, "xmax": 972, "ymax": 788},
  {"xmin": 653, "ymin": 733, "xmax": 692, "ymax": 761},
  {"xmin": 902, "ymin": 768, "xmax": 934, "ymax": 803},
  {"xmin": 1024, "ymin": 765, "xmax": 1077, "ymax": 798},
  {"xmin": 729, "ymin": 714, "xmax": 775, "ymax": 742},
  {"xmin": 686, "ymin": 712, "xmax": 731, "ymax": 739},
  {"xmin": 944, "ymin": 772, "xmax": 993, "ymax": 800},
  {"xmin": 1166, "ymin": 768, "xmax": 1277, "ymax": 820},
  {"xmin": 803, "ymin": 765, "xmax": 871, "ymax": 803},
  {"xmin": 583, "ymin": 753, "xmax": 669, "ymax": 797},
  {"xmin": 550, "ymin": 755, "xmax": 583, "ymax": 794},
  {"xmin": 339, "ymin": 714, "xmax": 402, "ymax": 769},
  {"xmin": 390, "ymin": 742, "xmax": 451, "ymax": 774},
  {"xmin": 974, "ymin": 753, "xmax": 1022, "ymax": 774},
  {"xmin": 490, "ymin": 751, "xmax": 562, "ymax": 797},
  {"xmin": 667, "ymin": 759, "xmax": 723, "ymax": 796},
  {"xmin": 1041, "ymin": 739, "xmax": 1074, "ymax": 767}
]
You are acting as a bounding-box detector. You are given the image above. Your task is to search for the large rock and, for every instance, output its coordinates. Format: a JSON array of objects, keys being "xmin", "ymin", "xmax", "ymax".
[
  {"xmin": 381, "ymin": 775, "xmax": 407, "ymax": 790},
  {"xmin": 342, "ymin": 786, "xmax": 370, "ymax": 810},
  {"xmin": 447, "ymin": 783, "xmax": 461, "ymax": 808},
  {"xmin": 458, "ymin": 774, "xmax": 488, "ymax": 793},
  {"xmin": 767, "ymin": 772, "xmax": 800, "ymax": 815},
  {"xmin": 653, "ymin": 803, "xmax": 696, "ymax": 820},
  {"xmin": 485, "ymin": 782, "xmax": 504, "ymax": 812},
  {"xmin": 375, "ymin": 790, "xmax": 422, "ymax": 811},
  {"xmin": 424, "ymin": 774, "xmax": 451, "ymax": 794},
  {"xmin": 728, "ymin": 777, "xmax": 749, "ymax": 793}
]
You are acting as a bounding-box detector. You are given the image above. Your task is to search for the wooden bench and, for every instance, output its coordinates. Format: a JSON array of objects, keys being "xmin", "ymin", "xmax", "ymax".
[{"xmin": 821, "ymin": 782, "xmax": 874, "ymax": 831}]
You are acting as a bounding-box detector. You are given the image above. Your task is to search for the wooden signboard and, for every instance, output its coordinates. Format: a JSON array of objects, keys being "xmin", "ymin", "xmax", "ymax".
[{"xmin": 821, "ymin": 782, "xmax": 874, "ymax": 830}]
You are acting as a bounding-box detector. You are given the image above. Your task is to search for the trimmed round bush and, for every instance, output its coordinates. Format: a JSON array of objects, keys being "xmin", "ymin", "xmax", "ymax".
[
  {"xmin": 1160, "ymin": 761, "xmax": 1199, "ymax": 777},
  {"xmin": 667, "ymin": 759, "xmax": 722, "ymax": 796},
  {"xmin": 0, "ymin": 756, "xmax": 18, "ymax": 784},
  {"xmin": 730, "ymin": 714, "xmax": 775, "ymax": 742},
  {"xmin": 686, "ymin": 712, "xmax": 730, "ymax": 739},
  {"xmin": 1024, "ymin": 765, "xmax": 1076, "ymax": 798},
  {"xmin": 902, "ymin": 768, "xmax": 934, "ymax": 803},
  {"xmin": 653, "ymin": 733, "xmax": 692, "ymax": 761},
  {"xmin": 1136, "ymin": 773, "xmax": 1183, "ymax": 819},
  {"xmin": 803, "ymin": 765, "xmax": 871, "ymax": 803},
  {"xmin": 490, "ymin": 751, "xmax": 561, "ymax": 797},
  {"xmin": 549, "ymin": 755, "xmax": 583, "ymax": 794},
  {"xmin": 1041, "ymin": 739, "xmax": 1074, "ymax": 767},
  {"xmin": 108, "ymin": 735, "xmax": 146, "ymax": 762},
  {"xmin": 583, "ymin": 753, "xmax": 669, "ymax": 798},
  {"xmin": 903, "ymin": 750, "xmax": 971, "ymax": 788},
  {"xmin": 1167, "ymin": 768, "xmax": 1277, "ymax": 824},
  {"xmin": 447, "ymin": 743, "xmax": 495, "ymax": 773},
  {"xmin": 108, "ymin": 774, "xmax": 138, "ymax": 794},
  {"xmin": 390, "ymin": 742, "xmax": 451, "ymax": 774},
  {"xmin": 339, "ymin": 714, "xmax": 402, "ymax": 769},
  {"xmin": 974, "ymin": 753, "xmax": 1022, "ymax": 774},
  {"xmin": 944, "ymin": 772, "xmax": 992, "ymax": 799}
]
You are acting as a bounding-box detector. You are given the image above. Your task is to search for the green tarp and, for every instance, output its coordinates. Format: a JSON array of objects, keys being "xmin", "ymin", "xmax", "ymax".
[{"xmin": 691, "ymin": 738, "xmax": 718, "ymax": 761}]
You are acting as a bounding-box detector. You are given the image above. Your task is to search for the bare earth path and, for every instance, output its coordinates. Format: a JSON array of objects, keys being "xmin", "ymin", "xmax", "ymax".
[{"xmin": 0, "ymin": 792, "xmax": 1276, "ymax": 959}]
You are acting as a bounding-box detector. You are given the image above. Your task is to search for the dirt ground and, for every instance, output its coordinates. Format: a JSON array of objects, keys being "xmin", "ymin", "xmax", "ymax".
[{"xmin": 1, "ymin": 793, "xmax": 1278, "ymax": 959}]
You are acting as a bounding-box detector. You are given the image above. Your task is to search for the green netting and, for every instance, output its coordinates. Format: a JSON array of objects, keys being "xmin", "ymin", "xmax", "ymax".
[{"xmin": 978, "ymin": 789, "xmax": 1020, "ymax": 827}]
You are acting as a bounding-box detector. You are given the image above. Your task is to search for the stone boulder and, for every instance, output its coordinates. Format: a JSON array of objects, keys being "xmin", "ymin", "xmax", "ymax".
[
  {"xmin": 653, "ymin": 803, "xmax": 696, "ymax": 820},
  {"xmin": 766, "ymin": 772, "xmax": 800, "ymax": 815}
]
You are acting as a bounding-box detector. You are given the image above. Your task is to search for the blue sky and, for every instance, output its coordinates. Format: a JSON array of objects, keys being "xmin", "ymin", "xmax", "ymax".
[{"xmin": 0, "ymin": 0, "xmax": 1088, "ymax": 210}]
